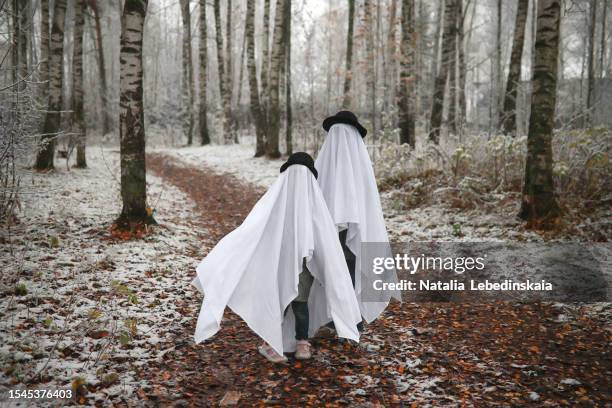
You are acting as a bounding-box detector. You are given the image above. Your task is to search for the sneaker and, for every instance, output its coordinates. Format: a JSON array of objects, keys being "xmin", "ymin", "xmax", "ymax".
[
  {"xmin": 295, "ymin": 340, "xmax": 312, "ymax": 360},
  {"xmin": 258, "ymin": 343, "xmax": 288, "ymax": 364}
]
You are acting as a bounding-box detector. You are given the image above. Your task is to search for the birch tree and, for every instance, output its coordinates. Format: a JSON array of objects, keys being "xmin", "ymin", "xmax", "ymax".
[
  {"xmin": 500, "ymin": 0, "xmax": 529, "ymax": 136},
  {"xmin": 519, "ymin": 0, "xmax": 561, "ymax": 225},
  {"xmin": 398, "ymin": 0, "xmax": 416, "ymax": 147},
  {"xmin": 265, "ymin": 0, "xmax": 286, "ymax": 158},
  {"xmin": 586, "ymin": 0, "xmax": 597, "ymax": 125},
  {"xmin": 342, "ymin": 0, "xmax": 356, "ymax": 107},
  {"xmin": 117, "ymin": 0, "xmax": 154, "ymax": 226},
  {"xmin": 35, "ymin": 0, "xmax": 68, "ymax": 170},
  {"xmin": 72, "ymin": 0, "xmax": 87, "ymax": 168},
  {"xmin": 429, "ymin": 0, "xmax": 457, "ymax": 144},
  {"xmin": 199, "ymin": 0, "xmax": 210, "ymax": 145},
  {"xmin": 179, "ymin": 0, "xmax": 195, "ymax": 144}
]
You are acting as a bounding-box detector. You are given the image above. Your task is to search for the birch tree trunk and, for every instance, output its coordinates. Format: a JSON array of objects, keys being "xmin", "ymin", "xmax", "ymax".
[
  {"xmin": 246, "ymin": 0, "xmax": 266, "ymax": 157},
  {"xmin": 519, "ymin": 0, "xmax": 561, "ymax": 225},
  {"xmin": 199, "ymin": 0, "xmax": 210, "ymax": 145},
  {"xmin": 342, "ymin": 0, "xmax": 356, "ymax": 108},
  {"xmin": 500, "ymin": 0, "xmax": 529, "ymax": 136},
  {"xmin": 117, "ymin": 0, "xmax": 154, "ymax": 226},
  {"xmin": 429, "ymin": 0, "xmax": 456, "ymax": 144},
  {"xmin": 285, "ymin": 0, "xmax": 293, "ymax": 155},
  {"xmin": 398, "ymin": 0, "xmax": 416, "ymax": 147},
  {"xmin": 265, "ymin": 0, "xmax": 286, "ymax": 158},
  {"xmin": 214, "ymin": 0, "xmax": 232, "ymax": 142},
  {"xmin": 363, "ymin": 0, "xmax": 376, "ymax": 136},
  {"xmin": 385, "ymin": 0, "xmax": 398, "ymax": 115},
  {"xmin": 73, "ymin": 0, "xmax": 87, "ymax": 168},
  {"xmin": 179, "ymin": 0, "xmax": 195, "ymax": 145},
  {"xmin": 40, "ymin": 0, "xmax": 50, "ymax": 101},
  {"xmin": 35, "ymin": 0, "xmax": 68, "ymax": 170}
]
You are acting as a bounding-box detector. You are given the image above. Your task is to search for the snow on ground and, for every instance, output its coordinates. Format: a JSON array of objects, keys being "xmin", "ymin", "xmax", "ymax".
[
  {"xmin": 0, "ymin": 147, "xmax": 209, "ymax": 406},
  {"xmin": 159, "ymin": 139, "xmax": 283, "ymax": 189},
  {"xmin": 160, "ymin": 141, "xmax": 541, "ymax": 242}
]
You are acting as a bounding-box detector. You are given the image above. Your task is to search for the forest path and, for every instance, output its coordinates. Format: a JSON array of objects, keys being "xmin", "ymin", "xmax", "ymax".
[{"xmin": 144, "ymin": 152, "xmax": 609, "ymax": 407}]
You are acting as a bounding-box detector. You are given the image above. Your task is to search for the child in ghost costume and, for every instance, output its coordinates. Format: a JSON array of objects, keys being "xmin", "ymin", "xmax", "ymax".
[
  {"xmin": 315, "ymin": 112, "xmax": 402, "ymax": 329},
  {"xmin": 192, "ymin": 152, "xmax": 362, "ymax": 363}
]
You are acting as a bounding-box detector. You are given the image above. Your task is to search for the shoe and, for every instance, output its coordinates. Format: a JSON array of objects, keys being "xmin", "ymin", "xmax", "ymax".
[
  {"xmin": 295, "ymin": 340, "xmax": 312, "ymax": 360},
  {"xmin": 258, "ymin": 343, "xmax": 288, "ymax": 363}
]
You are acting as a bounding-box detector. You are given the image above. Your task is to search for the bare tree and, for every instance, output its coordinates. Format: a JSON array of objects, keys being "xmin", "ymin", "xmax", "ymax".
[
  {"xmin": 179, "ymin": 0, "xmax": 195, "ymax": 145},
  {"xmin": 88, "ymin": 0, "xmax": 111, "ymax": 134},
  {"xmin": 117, "ymin": 0, "xmax": 154, "ymax": 227},
  {"xmin": 73, "ymin": 0, "xmax": 87, "ymax": 168},
  {"xmin": 398, "ymin": 0, "xmax": 416, "ymax": 147},
  {"xmin": 429, "ymin": 0, "xmax": 457, "ymax": 144},
  {"xmin": 40, "ymin": 0, "xmax": 50, "ymax": 101},
  {"xmin": 342, "ymin": 0, "xmax": 356, "ymax": 108},
  {"xmin": 265, "ymin": 0, "xmax": 286, "ymax": 158},
  {"xmin": 586, "ymin": 0, "xmax": 597, "ymax": 125},
  {"xmin": 285, "ymin": 0, "xmax": 293, "ymax": 155},
  {"xmin": 519, "ymin": 0, "xmax": 561, "ymax": 225},
  {"xmin": 246, "ymin": 0, "xmax": 266, "ymax": 157},
  {"xmin": 500, "ymin": 0, "xmax": 529, "ymax": 136},
  {"xmin": 199, "ymin": 0, "xmax": 210, "ymax": 145},
  {"xmin": 35, "ymin": 0, "xmax": 68, "ymax": 170},
  {"xmin": 213, "ymin": 0, "xmax": 232, "ymax": 142}
]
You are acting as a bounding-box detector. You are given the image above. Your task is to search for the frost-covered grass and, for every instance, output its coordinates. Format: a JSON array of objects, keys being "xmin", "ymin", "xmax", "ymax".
[{"xmin": 0, "ymin": 148, "xmax": 208, "ymax": 406}]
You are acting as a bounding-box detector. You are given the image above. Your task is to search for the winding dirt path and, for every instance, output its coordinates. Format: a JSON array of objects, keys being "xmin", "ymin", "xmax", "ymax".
[{"xmin": 143, "ymin": 152, "xmax": 610, "ymax": 407}]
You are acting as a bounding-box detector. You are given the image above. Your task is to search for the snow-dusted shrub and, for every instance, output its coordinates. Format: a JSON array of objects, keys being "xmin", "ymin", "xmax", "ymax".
[{"xmin": 372, "ymin": 127, "xmax": 609, "ymax": 210}]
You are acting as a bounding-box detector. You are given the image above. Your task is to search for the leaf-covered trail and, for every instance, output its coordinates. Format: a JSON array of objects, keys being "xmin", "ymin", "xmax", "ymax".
[{"xmin": 146, "ymin": 153, "xmax": 610, "ymax": 407}]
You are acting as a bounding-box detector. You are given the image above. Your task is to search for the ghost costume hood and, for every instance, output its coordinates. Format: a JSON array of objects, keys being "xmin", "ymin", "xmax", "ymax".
[
  {"xmin": 315, "ymin": 123, "xmax": 401, "ymax": 323},
  {"xmin": 192, "ymin": 153, "xmax": 361, "ymax": 354}
]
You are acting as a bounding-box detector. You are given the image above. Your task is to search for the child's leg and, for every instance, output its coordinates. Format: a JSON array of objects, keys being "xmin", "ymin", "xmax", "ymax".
[{"xmin": 292, "ymin": 301, "xmax": 309, "ymax": 340}]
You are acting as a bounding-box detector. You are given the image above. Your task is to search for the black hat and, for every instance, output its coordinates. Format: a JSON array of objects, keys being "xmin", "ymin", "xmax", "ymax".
[
  {"xmin": 322, "ymin": 110, "xmax": 367, "ymax": 137},
  {"xmin": 280, "ymin": 152, "xmax": 318, "ymax": 179}
]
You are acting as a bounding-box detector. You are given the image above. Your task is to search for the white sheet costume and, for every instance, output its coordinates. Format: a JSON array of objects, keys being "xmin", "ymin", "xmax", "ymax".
[
  {"xmin": 315, "ymin": 123, "xmax": 401, "ymax": 323},
  {"xmin": 192, "ymin": 164, "xmax": 361, "ymax": 355}
]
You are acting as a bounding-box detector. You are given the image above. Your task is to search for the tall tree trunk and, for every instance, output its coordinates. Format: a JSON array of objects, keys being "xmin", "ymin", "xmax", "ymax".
[
  {"xmin": 285, "ymin": 0, "xmax": 293, "ymax": 155},
  {"xmin": 599, "ymin": 0, "xmax": 608, "ymax": 79},
  {"xmin": 246, "ymin": 0, "xmax": 266, "ymax": 157},
  {"xmin": 265, "ymin": 0, "xmax": 286, "ymax": 158},
  {"xmin": 342, "ymin": 0, "xmax": 356, "ymax": 108},
  {"xmin": 398, "ymin": 0, "xmax": 416, "ymax": 147},
  {"xmin": 447, "ymin": 0, "xmax": 458, "ymax": 135},
  {"xmin": 199, "ymin": 0, "xmax": 210, "ymax": 145},
  {"xmin": 519, "ymin": 0, "xmax": 561, "ymax": 225},
  {"xmin": 586, "ymin": 0, "xmax": 597, "ymax": 125},
  {"xmin": 494, "ymin": 0, "xmax": 502, "ymax": 129},
  {"xmin": 88, "ymin": 0, "xmax": 111, "ymax": 134},
  {"xmin": 500, "ymin": 0, "xmax": 529, "ymax": 136},
  {"xmin": 35, "ymin": 0, "xmax": 68, "ymax": 170},
  {"xmin": 228, "ymin": 0, "xmax": 238, "ymax": 143},
  {"xmin": 17, "ymin": 0, "xmax": 28, "ymax": 90},
  {"xmin": 40, "ymin": 0, "xmax": 50, "ymax": 101},
  {"xmin": 179, "ymin": 0, "xmax": 195, "ymax": 145},
  {"xmin": 117, "ymin": 0, "xmax": 154, "ymax": 226},
  {"xmin": 362, "ymin": 0, "xmax": 376, "ymax": 137},
  {"xmin": 429, "ymin": 0, "xmax": 456, "ymax": 143},
  {"xmin": 457, "ymin": 0, "xmax": 467, "ymax": 132},
  {"xmin": 214, "ymin": 0, "xmax": 232, "ymax": 142},
  {"xmin": 73, "ymin": 0, "xmax": 87, "ymax": 168},
  {"xmin": 260, "ymin": 0, "xmax": 271, "ymax": 109}
]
